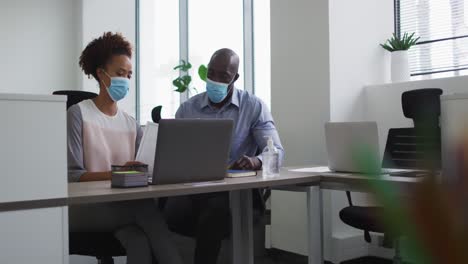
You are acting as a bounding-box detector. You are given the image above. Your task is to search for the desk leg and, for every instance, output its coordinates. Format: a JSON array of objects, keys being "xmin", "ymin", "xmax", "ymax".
[
  {"xmin": 230, "ymin": 189, "xmax": 254, "ymax": 264},
  {"xmin": 307, "ymin": 186, "xmax": 324, "ymax": 264}
]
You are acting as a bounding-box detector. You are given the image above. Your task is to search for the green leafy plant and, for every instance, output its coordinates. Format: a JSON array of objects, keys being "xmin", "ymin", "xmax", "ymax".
[
  {"xmin": 172, "ymin": 60, "xmax": 207, "ymax": 95},
  {"xmin": 198, "ymin": 64, "xmax": 207, "ymax": 82},
  {"xmin": 380, "ymin": 32, "xmax": 420, "ymax": 52},
  {"xmin": 152, "ymin": 60, "xmax": 207, "ymax": 122}
]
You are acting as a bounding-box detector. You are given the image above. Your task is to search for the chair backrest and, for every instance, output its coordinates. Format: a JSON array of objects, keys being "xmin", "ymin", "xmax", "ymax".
[
  {"xmin": 382, "ymin": 88, "xmax": 442, "ymax": 170},
  {"xmin": 382, "ymin": 127, "xmax": 441, "ymax": 169},
  {"xmin": 151, "ymin": 106, "xmax": 162, "ymax": 123},
  {"xmin": 52, "ymin": 90, "xmax": 98, "ymax": 109},
  {"xmin": 402, "ymin": 88, "xmax": 442, "ymax": 129}
]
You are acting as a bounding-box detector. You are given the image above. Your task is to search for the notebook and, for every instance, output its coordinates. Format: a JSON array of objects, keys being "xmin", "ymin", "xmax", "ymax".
[
  {"xmin": 136, "ymin": 122, "xmax": 159, "ymax": 175},
  {"xmin": 227, "ymin": 170, "xmax": 257, "ymax": 178}
]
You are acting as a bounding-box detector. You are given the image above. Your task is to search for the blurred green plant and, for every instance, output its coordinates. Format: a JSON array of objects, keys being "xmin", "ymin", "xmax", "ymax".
[
  {"xmin": 353, "ymin": 145, "xmax": 429, "ymax": 263},
  {"xmin": 380, "ymin": 32, "xmax": 420, "ymax": 52},
  {"xmin": 352, "ymin": 133, "xmax": 468, "ymax": 264}
]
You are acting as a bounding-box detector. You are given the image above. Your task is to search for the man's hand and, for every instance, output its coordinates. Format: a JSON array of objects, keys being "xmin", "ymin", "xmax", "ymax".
[{"xmin": 232, "ymin": 155, "xmax": 262, "ymax": 170}]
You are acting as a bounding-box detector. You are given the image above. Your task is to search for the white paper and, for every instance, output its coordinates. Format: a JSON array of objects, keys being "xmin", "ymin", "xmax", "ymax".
[
  {"xmin": 289, "ymin": 166, "xmax": 331, "ymax": 173},
  {"xmin": 136, "ymin": 122, "xmax": 159, "ymax": 175}
]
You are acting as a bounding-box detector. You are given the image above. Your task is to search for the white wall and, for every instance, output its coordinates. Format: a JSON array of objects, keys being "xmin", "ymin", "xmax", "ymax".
[
  {"xmin": 0, "ymin": 0, "xmax": 136, "ymax": 117},
  {"xmin": 270, "ymin": 0, "xmax": 331, "ymax": 257},
  {"xmin": 0, "ymin": 0, "xmax": 81, "ymax": 95},
  {"xmin": 271, "ymin": 0, "xmax": 330, "ymax": 167},
  {"xmin": 329, "ymin": 0, "xmax": 393, "ymax": 122},
  {"xmin": 81, "ymin": 0, "xmax": 137, "ymax": 117},
  {"xmin": 326, "ymin": 0, "xmax": 395, "ymax": 262}
]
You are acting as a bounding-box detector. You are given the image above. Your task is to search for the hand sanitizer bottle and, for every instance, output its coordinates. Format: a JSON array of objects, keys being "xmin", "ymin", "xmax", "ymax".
[{"xmin": 262, "ymin": 136, "xmax": 280, "ymax": 178}]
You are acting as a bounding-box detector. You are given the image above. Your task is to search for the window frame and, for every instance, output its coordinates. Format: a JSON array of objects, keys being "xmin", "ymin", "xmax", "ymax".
[
  {"xmin": 135, "ymin": 0, "xmax": 256, "ymax": 122},
  {"xmin": 394, "ymin": 0, "xmax": 468, "ymax": 77}
]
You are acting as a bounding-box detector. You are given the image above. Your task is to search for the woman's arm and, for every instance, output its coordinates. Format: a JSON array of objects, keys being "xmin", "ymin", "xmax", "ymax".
[
  {"xmin": 67, "ymin": 105, "xmax": 88, "ymax": 182},
  {"xmin": 79, "ymin": 161, "xmax": 144, "ymax": 182},
  {"xmin": 78, "ymin": 171, "xmax": 112, "ymax": 182}
]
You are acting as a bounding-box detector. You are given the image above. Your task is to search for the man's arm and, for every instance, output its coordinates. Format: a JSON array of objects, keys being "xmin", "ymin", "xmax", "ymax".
[
  {"xmin": 252, "ymin": 100, "xmax": 285, "ymax": 166},
  {"xmin": 232, "ymin": 99, "xmax": 285, "ymax": 170}
]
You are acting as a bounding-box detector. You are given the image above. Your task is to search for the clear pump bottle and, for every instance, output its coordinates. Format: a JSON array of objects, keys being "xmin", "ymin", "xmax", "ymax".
[{"xmin": 262, "ymin": 136, "xmax": 280, "ymax": 178}]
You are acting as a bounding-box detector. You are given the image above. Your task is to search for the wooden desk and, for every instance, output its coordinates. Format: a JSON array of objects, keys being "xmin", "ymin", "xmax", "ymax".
[
  {"xmin": 68, "ymin": 171, "xmax": 322, "ymax": 205},
  {"xmin": 0, "ymin": 167, "xmax": 423, "ymax": 264},
  {"xmin": 68, "ymin": 170, "xmax": 322, "ymax": 264},
  {"xmin": 270, "ymin": 169, "xmax": 422, "ymax": 264}
]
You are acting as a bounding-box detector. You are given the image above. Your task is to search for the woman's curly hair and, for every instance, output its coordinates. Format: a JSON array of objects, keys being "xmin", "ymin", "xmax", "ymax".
[{"xmin": 79, "ymin": 32, "xmax": 132, "ymax": 81}]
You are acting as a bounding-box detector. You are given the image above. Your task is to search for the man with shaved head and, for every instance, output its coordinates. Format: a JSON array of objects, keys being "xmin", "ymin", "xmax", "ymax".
[{"xmin": 164, "ymin": 48, "xmax": 284, "ymax": 264}]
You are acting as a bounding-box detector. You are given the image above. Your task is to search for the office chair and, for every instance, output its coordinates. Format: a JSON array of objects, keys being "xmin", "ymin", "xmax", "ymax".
[
  {"xmin": 382, "ymin": 88, "xmax": 442, "ymax": 170},
  {"xmin": 151, "ymin": 106, "xmax": 162, "ymax": 123},
  {"xmin": 52, "ymin": 90, "xmax": 98, "ymax": 109},
  {"xmin": 53, "ymin": 90, "xmax": 126, "ymax": 264},
  {"xmin": 339, "ymin": 88, "xmax": 443, "ymax": 264}
]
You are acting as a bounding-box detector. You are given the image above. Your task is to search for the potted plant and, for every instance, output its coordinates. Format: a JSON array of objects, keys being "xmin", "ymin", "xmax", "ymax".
[
  {"xmin": 151, "ymin": 60, "xmax": 207, "ymax": 123},
  {"xmin": 381, "ymin": 32, "xmax": 420, "ymax": 82}
]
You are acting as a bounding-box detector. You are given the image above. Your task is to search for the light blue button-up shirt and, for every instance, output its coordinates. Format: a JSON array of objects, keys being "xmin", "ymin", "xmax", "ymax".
[{"xmin": 176, "ymin": 88, "xmax": 285, "ymax": 166}]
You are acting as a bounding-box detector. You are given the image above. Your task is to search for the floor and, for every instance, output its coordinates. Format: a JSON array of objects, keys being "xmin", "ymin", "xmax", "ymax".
[
  {"xmin": 256, "ymin": 253, "xmax": 395, "ymax": 264},
  {"xmin": 255, "ymin": 249, "xmax": 309, "ymax": 264},
  {"xmin": 170, "ymin": 213, "xmax": 395, "ymax": 264},
  {"xmin": 173, "ymin": 233, "xmax": 312, "ymax": 264},
  {"xmin": 340, "ymin": 256, "xmax": 393, "ymax": 264}
]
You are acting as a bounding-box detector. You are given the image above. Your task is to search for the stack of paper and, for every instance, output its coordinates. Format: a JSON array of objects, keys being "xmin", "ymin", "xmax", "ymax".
[{"xmin": 111, "ymin": 171, "xmax": 148, "ymax": 188}]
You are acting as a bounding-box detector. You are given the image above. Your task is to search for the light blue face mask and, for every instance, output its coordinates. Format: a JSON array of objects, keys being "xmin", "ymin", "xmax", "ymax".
[
  {"xmin": 206, "ymin": 78, "xmax": 233, "ymax": 103},
  {"xmin": 102, "ymin": 71, "xmax": 130, "ymax": 102}
]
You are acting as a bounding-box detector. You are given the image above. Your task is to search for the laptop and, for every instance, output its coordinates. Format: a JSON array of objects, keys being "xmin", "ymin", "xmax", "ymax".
[
  {"xmin": 324, "ymin": 122, "xmax": 416, "ymax": 175},
  {"xmin": 150, "ymin": 119, "xmax": 234, "ymax": 185}
]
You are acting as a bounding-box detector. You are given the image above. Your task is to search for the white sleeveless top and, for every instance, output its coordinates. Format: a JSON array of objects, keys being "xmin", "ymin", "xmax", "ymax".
[{"xmin": 78, "ymin": 99, "xmax": 137, "ymax": 172}]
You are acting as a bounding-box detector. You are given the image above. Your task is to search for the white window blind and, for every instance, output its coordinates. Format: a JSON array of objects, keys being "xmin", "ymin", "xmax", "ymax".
[{"xmin": 397, "ymin": 0, "xmax": 468, "ymax": 76}]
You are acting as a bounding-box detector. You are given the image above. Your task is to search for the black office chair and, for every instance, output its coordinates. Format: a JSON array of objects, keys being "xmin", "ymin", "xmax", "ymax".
[
  {"xmin": 69, "ymin": 232, "xmax": 125, "ymax": 264},
  {"xmin": 339, "ymin": 88, "xmax": 443, "ymax": 264},
  {"xmin": 382, "ymin": 89, "xmax": 442, "ymax": 170},
  {"xmin": 53, "ymin": 90, "xmax": 126, "ymax": 264},
  {"xmin": 151, "ymin": 106, "xmax": 162, "ymax": 123},
  {"xmin": 52, "ymin": 90, "xmax": 98, "ymax": 109}
]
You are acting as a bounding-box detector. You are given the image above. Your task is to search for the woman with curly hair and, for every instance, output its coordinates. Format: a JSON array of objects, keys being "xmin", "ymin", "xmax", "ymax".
[{"xmin": 68, "ymin": 32, "xmax": 182, "ymax": 264}]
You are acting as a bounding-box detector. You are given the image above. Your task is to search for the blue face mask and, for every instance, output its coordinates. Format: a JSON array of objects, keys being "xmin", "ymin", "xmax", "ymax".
[
  {"xmin": 102, "ymin": 71, "xmax": 130, "ymax": 102},
  {"xmin": 206, "ymin": 78, "xmax": 232, "ymax": 103}
]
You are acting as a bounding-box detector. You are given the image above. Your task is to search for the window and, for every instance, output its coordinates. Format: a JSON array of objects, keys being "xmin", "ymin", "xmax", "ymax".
[
  {"xmin": 254, "ymin": 0, "xmax": 271, "ymax": 109},
  {"xmin": 188, "ymin": 0, "xmax": 245, "ymax": 94},
  {"xmin": 138, "ymin": 0, "xmax": 271, "ymax": 123},
  {"xmin": 138, "ymin": 0, "xmax": 180, "ymax": 123},
  {"xmin": 397, "ymin": 0, "xmax": 468, "ymax": 79}
]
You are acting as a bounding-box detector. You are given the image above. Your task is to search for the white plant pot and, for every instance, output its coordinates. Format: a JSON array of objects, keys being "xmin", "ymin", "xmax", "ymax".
[{"xmin": 391, "ymin": 50, "xmax": 410, "ymax": 83}]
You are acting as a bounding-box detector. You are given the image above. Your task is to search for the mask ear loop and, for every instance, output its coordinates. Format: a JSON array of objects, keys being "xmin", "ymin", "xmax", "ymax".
[
  {"xmin": 100, "ymin": 69, "xmax": 112, "ymax": 89},
  {"xmin": 226, "ymin": 74, "xmax": 237, "ymax": 94}
]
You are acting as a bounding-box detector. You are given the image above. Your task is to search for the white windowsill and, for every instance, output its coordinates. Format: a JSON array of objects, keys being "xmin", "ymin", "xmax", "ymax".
[{"xmin": 364, "ymin": 74, "xmax": 468, "ymax": 90}]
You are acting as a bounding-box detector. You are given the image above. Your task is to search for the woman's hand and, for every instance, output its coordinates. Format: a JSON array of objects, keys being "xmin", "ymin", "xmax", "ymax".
[{"xmin": 123, "ymin": 161, "xmax": 146, "ymax": 166}]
